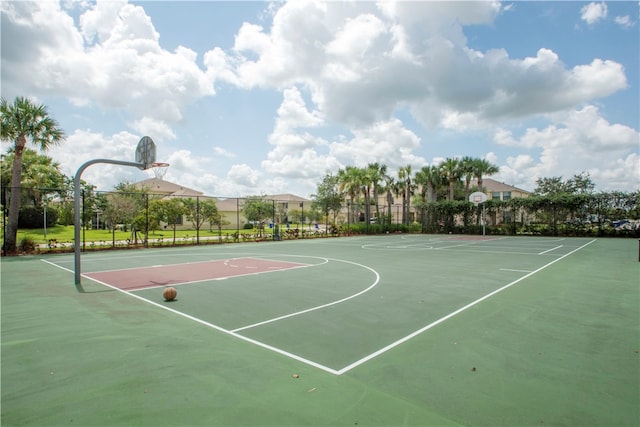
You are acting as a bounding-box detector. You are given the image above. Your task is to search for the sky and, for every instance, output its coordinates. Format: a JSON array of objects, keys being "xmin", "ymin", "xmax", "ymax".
[{"xmin": 1, "ymin": 0, "xmax": 638, "ymax": 198}]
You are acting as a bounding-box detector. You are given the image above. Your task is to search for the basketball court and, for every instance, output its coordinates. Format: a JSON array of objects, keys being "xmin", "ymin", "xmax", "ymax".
[{"xmin": 2, "ymin": 235, "xmax": 638, "ymax": 426}]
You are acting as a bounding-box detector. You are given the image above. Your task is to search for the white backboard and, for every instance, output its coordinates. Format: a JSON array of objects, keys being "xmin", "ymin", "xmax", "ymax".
[
  {"xmin": 469, "ymin": 191, "xmax": 488, "ymax": 205},
  {"xmin": 135, "ymin": 136, "xmax": 156, "ymax": 170}
]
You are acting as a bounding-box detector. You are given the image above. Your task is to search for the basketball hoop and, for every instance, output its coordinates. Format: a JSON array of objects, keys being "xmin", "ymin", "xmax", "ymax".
[
  {"xmin": 150, "ymin": 162, "xmax": 170, "ymax": 180},
  {"xmin": 469, "ymin": 191, "xmax": 487, "ymax": 206}
]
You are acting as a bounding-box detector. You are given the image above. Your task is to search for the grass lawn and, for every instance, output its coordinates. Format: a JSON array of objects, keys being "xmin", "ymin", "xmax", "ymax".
[{"xmin": 9, "ymin": 223, "xmax": 319, "ymax": 247}]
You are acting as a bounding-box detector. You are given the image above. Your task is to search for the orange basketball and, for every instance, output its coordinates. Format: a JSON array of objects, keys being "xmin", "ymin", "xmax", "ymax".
[{"xmin": 163, "ymin": 287, "xmax": 177, "ymax": 301}]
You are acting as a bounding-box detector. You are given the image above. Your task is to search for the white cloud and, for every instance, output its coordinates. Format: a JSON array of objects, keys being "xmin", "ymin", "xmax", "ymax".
[
  {"xmin": 129, "ymin": 117, "xmax": 176, "ymax": 142},
  {"xmin": 211, "ymin": 0, "xmax": 628, "ymax": 129},
  {"xmin": 227, "ymin": 164, "xmax": 261, "ymax": 188},
  {"xmin": 45, "ymin": 129, "xmax": 149, "ymax": 190},
  {"xmin": 213, "ymin": 147, "xmax": 236, "ymax": 158},
  {"xmin": 2, "ymin": 1, "xmax": 636, "ymax": 198},
  {"xmin": 1, "ymin": 1, "xmax": 214, "ymax": 127},
  {"xmin": 614, "ymin": 15, "xmax": 635, "ymax": 28},
  {"xmin": 272, "ymin": 87, "xmax": 324, "ymax": 135},
  {"xmin": 580, "ymin": 2, "xmax": 608, "ymax": 25},
  {"xmin": 329, "ymin": 119, "xmax": 426, "ymax": 170},
  {"xmin": 493, "ymin": 105, "xmax": 639, "ymax": 191}
]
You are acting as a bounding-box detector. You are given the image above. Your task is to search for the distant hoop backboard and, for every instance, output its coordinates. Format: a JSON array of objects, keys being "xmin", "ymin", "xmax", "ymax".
[
  {"xmin": 150, "ymin": 162, "xmax": 170, "ymax": 180},
  {"xmin": 469, "ymin": 191, "xmax": 488, "ymax": 206},
  {"xmin": 135, "ymin": 136, "xmax": 156, "ymax": 170}
]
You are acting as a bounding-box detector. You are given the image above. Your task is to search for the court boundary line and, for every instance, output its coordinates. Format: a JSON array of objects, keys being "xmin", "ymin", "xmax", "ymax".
[
  {"xmin": 334, "ymin": 238, "xmax": 596, "ymax": 375},
  {"xmin": 40, "ymin": 255, "xmax": 380, "ymax": 375},
  {"xmin": 40, "ymin": 238, "xmax": 595, "ymax": 376}
]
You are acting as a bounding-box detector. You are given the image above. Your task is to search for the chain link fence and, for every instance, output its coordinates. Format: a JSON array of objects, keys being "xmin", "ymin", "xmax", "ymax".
[
  {"xmin": 2, "ymin": 186, "xmax": 411, "ymax": 254},
  {"xmin": 2, "ymin": 185, "xmax": 638, "ymax": 254}
]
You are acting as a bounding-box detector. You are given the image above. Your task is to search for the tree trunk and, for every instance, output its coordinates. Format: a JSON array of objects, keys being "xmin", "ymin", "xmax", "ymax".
[
  {"xmin": 4, "ymin": 136, "xmax": 26, "ymax": 254},
  {"xmin": 449, "ymin": 178, "xmax": 455, "ymax": 201}
]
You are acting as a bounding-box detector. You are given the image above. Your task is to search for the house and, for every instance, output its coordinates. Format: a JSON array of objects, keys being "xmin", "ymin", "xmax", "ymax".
[
  {"xmin": 134, "ymin": 178, "xmax": 204, "ymax": 198},
  {"xmin": 472, "ymin": 178, "xmax": 531, "ymax": 201},
  {"xmin": 471, "ymin": 178, "xmax": 531, "ymax": 225},
  {"xmin": 216, "ymin": 194, "xmax": 312, "ymax": 230},
  {"xmin": 131, "ymin": 178, "xmax": 210, "ymax": 230}
]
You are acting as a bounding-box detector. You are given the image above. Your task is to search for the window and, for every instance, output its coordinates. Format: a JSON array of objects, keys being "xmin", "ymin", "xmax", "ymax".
[
  {"xmin": 491, "ymin": 192, "xmax": 501, "ymax": 200},
  {"xmin": 502, "ymin": 191, "xmax": 511, "ymax": 201}
]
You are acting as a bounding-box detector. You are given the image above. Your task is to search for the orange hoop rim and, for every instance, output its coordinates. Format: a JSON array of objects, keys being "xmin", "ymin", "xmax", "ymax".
[{"xmin": 150, "ymin": 162, "xmax": 170, "ymax": 167}]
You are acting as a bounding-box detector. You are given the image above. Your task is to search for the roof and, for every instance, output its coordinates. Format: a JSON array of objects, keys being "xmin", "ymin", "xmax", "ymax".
[
  {"xmin": 216, "ymin": 198, "xmax": 242, "ymax": 210},
  {"xmin": 134, "ymin": 178, "xmax": 204, "ymax": 197},
  {"xmin": 251, "ymin": 193, "xmax": 311, "ymax": 202},
  {"xmin": 471, "ymin": 178, "xmax": 531, "ymax": 194}
]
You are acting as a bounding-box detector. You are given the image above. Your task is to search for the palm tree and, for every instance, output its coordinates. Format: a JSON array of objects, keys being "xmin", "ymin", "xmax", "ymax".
[
  {"xmin": 389, "ymin": 179, "xmax": 403, "ymax": 226},
  {"xmin": 473, "ymin": 158, "xmax": 500, "ymax": 194},
  {"xmin": 338, "ymin": 166, "xmax": 364, "ymax": 224},
  {"xmin": 440, "ymin": 158, "xmax": 462, "ymax": 201},
  {"xmin": 415, "ymin": 165, "xmax": 441, "ymax": 204},
  {"xmin": 414, "ymin": 165, "xmax": 442, "ymax": 230},
  {"xmin": 1, "ymin": 97, "xmax": 65, "ymax": 253},
  {"xmin": 366, "ymin": 162, "xmax": 387, "ymax": 223},
  {"xmin": 382, "ymin": 175, "xmax": 397, "ymax": 226},
  {"xmin": 398, "ymin": 165, "xmax": 413, "ymax": 224},
  {"xmin": 460, "ymin": 156, "xmax": 476, "ymax": 201}
]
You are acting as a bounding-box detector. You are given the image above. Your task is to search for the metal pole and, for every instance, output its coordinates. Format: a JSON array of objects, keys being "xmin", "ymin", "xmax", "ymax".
[
  {"xmin": 74, "ymin": 159, "xmax": 143, "ymax": 285},
  {"xmin": 196, "ymin": 196, "xmax": 200, "ymax": 245},
  {"xmin": 483, "ymin": 203, "xmax": 486, "ymax": 236},
  {"xmin": 82, "ymin": 190, "xmax": 86, "ymax": 251},
  {"xmin": 2, "ymin": 187, "xmax": 6, "ymax": 256},
  {"xmin": 145, "ymin": 195, "xmax": 149, "ymax": 248}
]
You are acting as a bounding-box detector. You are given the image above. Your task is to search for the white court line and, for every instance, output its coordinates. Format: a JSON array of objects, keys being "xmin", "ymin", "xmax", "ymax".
[
  {"xmin": 539, "ymin": 245, "xmax": 563, "ymax": 255},
  {"xmin": 232, "ymin": 261, "xmax": 380, "ymax": 333},
  {"xmin": 40, "ymin": 239, "xmax": 596, "ymax": 376},
  {"xmin": 334, "ymin": 238, "xmax": 596, "ymax": 375},
  {"xmin": 500, "ymin": 268, "xmax": 533, "ymax": 273},
  {"xmin": 39, "ymin": 258, "xmax": 342, "ymax": 375}
]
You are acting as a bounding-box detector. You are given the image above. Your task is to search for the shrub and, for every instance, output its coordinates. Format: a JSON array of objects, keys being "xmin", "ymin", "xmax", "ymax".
[
  {"xmin": 18, "ymin": 206, "xmax": 58, "ymax": 228},
  {"xmin": 18, "ymin": 235, "xmax": 37, "ymax": 253}
]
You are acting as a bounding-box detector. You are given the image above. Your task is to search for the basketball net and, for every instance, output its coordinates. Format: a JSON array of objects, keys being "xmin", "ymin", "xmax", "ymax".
[{"xmin": 151, "ymin": 162, "xmax": 170, "ymax": 180}]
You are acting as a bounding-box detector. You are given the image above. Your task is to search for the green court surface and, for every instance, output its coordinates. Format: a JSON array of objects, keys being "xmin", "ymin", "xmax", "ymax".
[{"xmin": 1, "ymin": 235, "xmax": 638, "ymax": 426}]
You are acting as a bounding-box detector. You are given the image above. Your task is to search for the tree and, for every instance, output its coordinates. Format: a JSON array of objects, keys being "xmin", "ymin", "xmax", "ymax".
[
  {"xmin": 533, "ymin": 177, "xmax": 569, "ymax": 196},
  {"xmin": 414, "ymin": 165, "xmax": 442, "ymax": 230},
  {"xmin": 473, "ymin": 158, "xmax": 499, "ymax": 194},
  {"xmin": 1, "ymin": 97, "xmax": 65, "ymax": 253},
  {"xmin": 570, "ymin": 172, "xmax": 595, "ymax": 194},
  {"xmin": 382, "ymin": 174, "xmax": 397, "ymax": 226},
  {"xmin": 439, "ymin": 158, "xmax": 461, "ymax": 201},
  {"xmin": 311, "ymin": 173, "xmax": 343, "ymax": 224},
  {"xmin": 460, "ymin": 156, "xmax": 476, "ymax": 202},
  {"xmin": 338, "ymin": 166, "xmax": 364, "ymax": 223},
  {"xmin": 150, "ymin": 198, "xmax": 187, "ymax": 244},
  {"xmin": 398, "ymin": 165, "xmax": 413, "ymax": 224},
  {"xmin": 367, "ymin": 162, "xmax": 388, "ymax": 222},
  {"xmin": 183, "ymin": 197, "xmax": 219, "ymax": 237},
  {"xmin": 102, "ymin": 182, "xmax": 149, "ymax": 244},
  {"xmin": 242, "ymin": 196, "xmax": 275, "ymax": 237}
]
